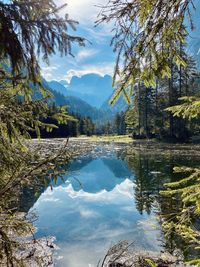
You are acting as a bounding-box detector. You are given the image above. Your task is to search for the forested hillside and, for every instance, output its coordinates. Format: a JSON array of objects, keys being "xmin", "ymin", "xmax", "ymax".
[
  {"xmin": 50, "ymin": 74, "xmax": 113, "ymax": 108},
  {"xmin": 46, "ymin": 77, "xmax": 128, "ymax": 122}
]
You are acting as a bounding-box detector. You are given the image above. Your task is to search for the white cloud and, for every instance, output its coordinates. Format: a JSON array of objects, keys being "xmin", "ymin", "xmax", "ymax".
[
  {"xmin": 41, "ymin": 72, "xmax": 53, "ymax": 80},
  {"xmin": 42, "ymin": 61, "xmax": 115, "ymax": 82},
  {"xmin": 41, "ymin": 64, "xmax": 60, "ymax": 80},
  {"xmin": 63, "ymin": 62, "xmax": 114, "ymax": 82},
  {"xmin": 57, "ymin": 0, "xmax": 114, "ymax": 47},
  {"xmin": 76, "ymin": 48, "xmax": 99, "ymax": 61},
  {"xmin": 39, "ymin": 1, "xmax": 115, "ymax": 81},
  {"xmin": 57, "ymin": 0, "xmax": 109, "ymax": 26},
  {"xmin": 84, "ymin": 24, "xmax": 114, "ymax": 44}
]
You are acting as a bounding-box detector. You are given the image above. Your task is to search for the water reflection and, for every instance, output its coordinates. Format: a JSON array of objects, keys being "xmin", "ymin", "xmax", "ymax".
[
  {"xmin": 126, "ymin": 151, "xmax": 200, "ymax": 260},
  {"xmin": 25, "ymin": 148, "xmax": 200, "ymax": 266},
  {"xmin": 28, "ymin": 152, "xmax": 160, "ymax": 266}
]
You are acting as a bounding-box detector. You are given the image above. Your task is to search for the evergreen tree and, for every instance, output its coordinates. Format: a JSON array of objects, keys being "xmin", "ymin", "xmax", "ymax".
[
  {"xmin": 98, "ymin": 1, "xmax": 194, "ymax": 102},
  {"xmin": 0, "ymin": 0, "xmax": 84, "ymax": 82},
  {"xmin": 0, "ymin": 1, "xmax": 85, "ymax": 265},
  {"xmin": 99, "ymin": 1, "xmax": 200, "ymax": 264},
  {"xmin": 125, "ymin": 53, "xmax": 200, "ymax": 142},
  {"xmin": 114, "ymin": 112, "xmax": 127, "ymax": 135}
]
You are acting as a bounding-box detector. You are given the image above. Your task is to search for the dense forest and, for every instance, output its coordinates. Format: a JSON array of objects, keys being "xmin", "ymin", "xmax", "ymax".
[
  {"xmin": 44, "ymin": 54, "xmax": 200, "ymax": 141},
  {"xmin": 98, "ymin": 0, "xmax": 200, "ymax": 265},
  {"xmin": 42, "ymin": 48, "xmax": 200, "ymax": 142},
  {"xmin": 126, "ymin": 54, "xmax": 200, "ymax": 142},
  {"xmin": 31, "ymin": 103, "xmax": 127, "ymax": 138}
]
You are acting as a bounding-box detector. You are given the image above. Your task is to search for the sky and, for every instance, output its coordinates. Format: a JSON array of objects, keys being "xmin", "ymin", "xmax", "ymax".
[
  {"xmin": 40, "ymin": 0, "xmax": 200, "ymax": 82},
  {"xmin": 41, "ymin": 0, "xmax": 115, "ymax": 82}
]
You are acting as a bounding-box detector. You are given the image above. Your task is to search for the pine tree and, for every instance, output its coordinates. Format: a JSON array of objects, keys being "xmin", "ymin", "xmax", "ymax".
[
  {"xmin": 0, "ymin": 1, "xmax": 85, "ymax": 265},
  {"xmin": 97, "ymin": 1, "xmax": 193, "ymax": 103},
  {"xmin": 99, "ymin": 1, "xmax": 200, "ymax": 264}
]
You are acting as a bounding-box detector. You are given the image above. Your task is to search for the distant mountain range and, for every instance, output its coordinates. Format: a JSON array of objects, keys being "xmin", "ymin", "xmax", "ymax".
[
  {"xmin": 48, "ymin": 73, "xmax": 115, "ymax": 108},
  {"xmin": 45, "ymin": 73, "xmax": 128, "ymax": 124}
]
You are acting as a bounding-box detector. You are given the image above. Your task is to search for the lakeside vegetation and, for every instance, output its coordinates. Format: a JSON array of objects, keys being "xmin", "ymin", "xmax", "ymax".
[
  {"xmin": 98, "ymin": 1, "xmax": 200, "ymax": 265},
  {"xmin": 74, "ymin": 135, "xmax": 133, "ymax": 143}
]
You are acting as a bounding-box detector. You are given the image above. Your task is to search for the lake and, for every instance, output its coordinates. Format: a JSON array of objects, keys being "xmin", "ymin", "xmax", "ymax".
[{"xmin": 25, "ymin": 144, "xmax": 199, "ymax": 267}]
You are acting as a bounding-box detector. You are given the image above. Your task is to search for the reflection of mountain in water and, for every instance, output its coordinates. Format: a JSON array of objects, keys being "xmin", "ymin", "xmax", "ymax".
[
  {"xmin": 28, "ymin": 155, "xmax": 158, "ymax": 267},
  {"xmin": 21, "ymin": 150, "xmax": 200, "ymax": 265},
  {"xmin": 18, "ymin": 186, "xmax": 44, "ymax": 213},
  {"xmin": 102, "ymin": 158, "xmax": 132, "ymax": 179},
  {"xmin": 19, "ymin": 155, "xmax": 134, "ymax": 212},
  {"xmin": 52, "ymin": 156, "xmax": 94, "ymax": 187},
  {"xmin": 65, "ymin": 157, "xmax": 134, "ymax": 193}
]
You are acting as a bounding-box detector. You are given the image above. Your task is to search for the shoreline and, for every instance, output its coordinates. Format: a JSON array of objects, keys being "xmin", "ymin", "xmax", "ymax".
[
  {"xmin": 30, "ymin": 137, "xmax": 200, "ymax": 158},
  {"xmin": 25, "ymin": 138, "xmax": 194, "ymax": 266}
]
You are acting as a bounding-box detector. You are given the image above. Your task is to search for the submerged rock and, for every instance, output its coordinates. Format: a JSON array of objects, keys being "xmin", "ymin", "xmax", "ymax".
[{"xmin": 16, "ymin": 236, "xmax": 57, "ymax": 267}]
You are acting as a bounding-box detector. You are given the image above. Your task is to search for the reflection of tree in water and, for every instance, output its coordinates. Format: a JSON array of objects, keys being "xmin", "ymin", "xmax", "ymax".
[
  {"xmin": 158, "ymin": 192, "xmax": 184, "ymax": 256},
  {"xmin": 125, "ymin": 152, "xmax": 200, "ymax": 260},
  {"xmin": 102, "ymin": 157, "xmax": 132, "ymax": 179},
  {"xmin": 126, "ymin": 152, "xmax": 170, "ymax": 215},
  {"xmin": 132, "ymin": 156, "xmax": 154, "ymax": 215}
]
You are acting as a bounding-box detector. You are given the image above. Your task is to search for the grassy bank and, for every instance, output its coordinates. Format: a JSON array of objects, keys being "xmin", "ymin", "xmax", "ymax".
[{"xmin": 70, "ymin": 135, "xmax": 133, "ymax": 143}]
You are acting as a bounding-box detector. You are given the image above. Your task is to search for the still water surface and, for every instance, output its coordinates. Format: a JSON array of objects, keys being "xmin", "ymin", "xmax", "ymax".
[{"xmin": 28, "ymin": 147, "xmax": 196, "ymax": 266}]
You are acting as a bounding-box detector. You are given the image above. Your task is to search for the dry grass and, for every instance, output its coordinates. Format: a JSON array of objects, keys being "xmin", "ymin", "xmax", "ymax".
[{"xmin": 71, "ymin": 135, "xmax": 133, "ymax": 143}]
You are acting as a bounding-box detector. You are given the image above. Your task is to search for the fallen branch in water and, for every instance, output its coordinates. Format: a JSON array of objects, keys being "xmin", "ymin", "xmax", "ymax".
[{"xmin": 99, "ymin": 241, "xmax": 184, "ymax": 267}]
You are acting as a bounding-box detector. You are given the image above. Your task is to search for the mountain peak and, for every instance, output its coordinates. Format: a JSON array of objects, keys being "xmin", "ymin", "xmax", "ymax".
[
  {"xmin": 59, "ymin": 80, "xmax": 69, "ymax": 87},
  {"xmin": 49, "ymin": 73, "xmax": 114, "ymax": 108}
]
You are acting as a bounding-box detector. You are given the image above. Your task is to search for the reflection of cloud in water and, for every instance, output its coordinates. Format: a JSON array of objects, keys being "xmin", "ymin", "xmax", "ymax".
[
  {"xmin": 79, "ymin": 208, "xmax": 100, "ymax": 219},
  {"xmin": 42, "ymin": 197, "xmax": 61, "ymax": 203},
  {"xmin": 55, "ymin": 158, "xmax": 134, "ymax": 193},
  {"xmin": 30, "ymin": 156, "xmax": 161, "ymax": 267},
  {"xmin": 62, "ymin": 179, "xmax": 134, "ymax": 201},
  {"xmin": 56, "ymin": 244, "xmax": 106, "ymax": 267}
]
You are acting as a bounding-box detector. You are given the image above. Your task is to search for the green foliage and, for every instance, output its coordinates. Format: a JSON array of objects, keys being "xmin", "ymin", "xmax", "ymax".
[
  {"xmin": 99, "ymin": 2, "xmax": 200, "ymax": 264},
  {"xmin": 0, "ymin": 80, "xmax": 74, "ymax": 265},
  {"xmin": 114, "ymin": 112, "xmax": 126, "ymax": 135},
  {"xmin": 160, "ymin": 166, "xmax": 200, "ymax": 256},
  {"xmin": 98, "ymin": 0, "xmax": 193, "ymax": 103},
  {"xmin": 166, "ymin": 97, "xmax": 200, "ymax": 120},
  {"xmin": 0, "ymin": 0, "xmax": 85, "ymax": 265},
  {"xmin": 94, "ymin": 112, "xmax": 127, "ymax": 136},
  {"xmin": 162, "ymin": 75, "xmax": 200, "ymax": 263},
  {"xmin": 0, "ymin": 0, "xmax": 85, "ymax": 81},
  {"xmin": 125, "ymin": 151, "xmax": 200, "ymax": 262},
  {"xmin": 145, "ymin": 258, "xmax": 157, "ymax": 267},
  {"xmin": 125, "ymin": 53, "xmax": 200, "ymax": 141},
  {"xmin": 0, "ymin": 211, "xmax": 34, "ymax": 266},
  {"xmin": 186, "ymin": 259, "xmax": 200, "ymax": 266}
]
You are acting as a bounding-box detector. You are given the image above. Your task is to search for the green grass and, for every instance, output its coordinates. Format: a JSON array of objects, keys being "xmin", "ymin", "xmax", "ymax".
[{"xmin": 73, "ymin": 135, "xmax": 133, "ymax": 143}]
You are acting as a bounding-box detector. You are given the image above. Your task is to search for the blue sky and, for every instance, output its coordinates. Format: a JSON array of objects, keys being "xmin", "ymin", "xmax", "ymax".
[
  {"xmin": 41, "ymin": 0, "xmax": 115, "ymax": 82},
  {"xmin": 40, "ymin": 0, "xmax": 200, "ymax": 82}
]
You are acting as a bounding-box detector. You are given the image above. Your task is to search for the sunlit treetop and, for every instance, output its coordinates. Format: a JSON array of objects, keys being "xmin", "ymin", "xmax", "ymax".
[{"xmin": 97, "ymin": 0, "xmax": 195, "ymax": 104}]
